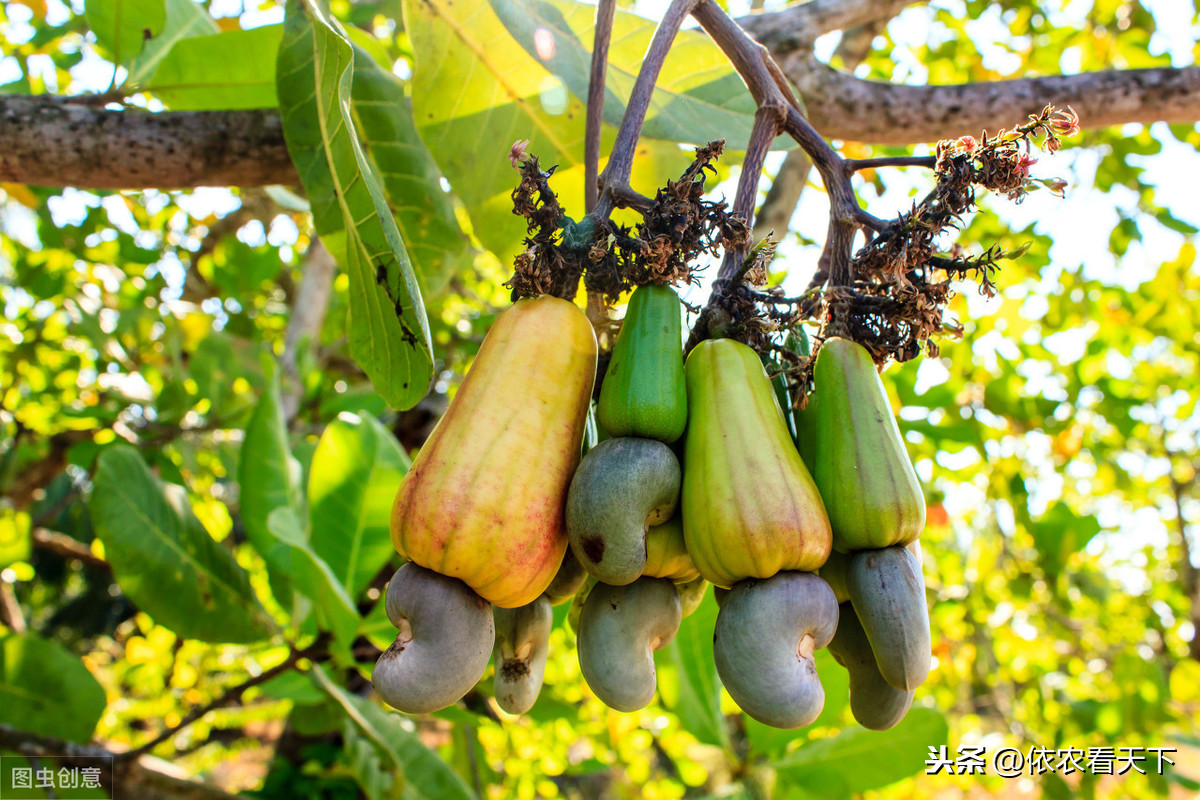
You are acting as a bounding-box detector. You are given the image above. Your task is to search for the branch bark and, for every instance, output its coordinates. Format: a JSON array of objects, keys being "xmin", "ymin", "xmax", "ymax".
[
  {"xmin": 784, "ymin": 55, "xmax": 1200, "ymax": 144},
  {"xmin": 0, "ymin": 724, "xmax": 245, "ymax": 800},
  {"xmin": 735, "ymin": 0, "xmax": 921, "ymax": 53},
  {"xmin": 1, "ymin": 26, "xmax": 1199, "ymax": 188},
  {"xmin": 0, "ymin": 95, "xmax": 295, "ymax": 190}
]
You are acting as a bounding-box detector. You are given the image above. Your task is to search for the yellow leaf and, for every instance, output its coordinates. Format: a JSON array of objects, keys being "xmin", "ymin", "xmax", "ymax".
[{"xmin": 1, "ymin": 183, "xmax": 39, "ymax": 208}]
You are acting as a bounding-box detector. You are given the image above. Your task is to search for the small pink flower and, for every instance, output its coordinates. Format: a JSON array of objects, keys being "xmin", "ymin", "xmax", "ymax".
[
  {"xmin": 508, "ymin": 139, "xmax": 532, "ymax": 169},
  {"xmin": 1049, "ymin": 106, "xmax": 1081, "ymax": 137},
  {"xmin": 1013, "ymin": 153, "xmax": 1038, "ymax": 178},
  {"xmin": 957, "ymin": 135, "xmax": 978, "ymax": 153}
]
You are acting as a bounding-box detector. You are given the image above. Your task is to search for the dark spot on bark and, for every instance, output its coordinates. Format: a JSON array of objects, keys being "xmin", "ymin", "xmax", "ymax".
[{"xmin": 582, "ymin": 535, "xmax": 605, "ymax": 564}]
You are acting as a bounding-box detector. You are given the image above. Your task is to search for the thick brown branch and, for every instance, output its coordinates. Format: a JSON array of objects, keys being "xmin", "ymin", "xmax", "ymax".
[
  {"xmin": 585, "ymin": 0, "xmax": 617, "ymax": 213},
  {"xmin": 0, "ymin": 724, "xmax": 243, "ymax": 800},
  {"xmin": 0, "ymin": 95, "xmax": 294, "ymax": 190},
  {"xmin": 783, "ymin": 56, "xmax": 1200, "ymax": 144},
  {"xmin": 736, "ymin": 0, "xmax": 922, "ymax": 53}
]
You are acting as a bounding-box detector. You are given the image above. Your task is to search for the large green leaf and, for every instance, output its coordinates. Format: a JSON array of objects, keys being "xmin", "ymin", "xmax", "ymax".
[
  {"xmin": 0, "ymin": 634, "xmax": 107, "ymax": 743},
  {"xmin": 309, "ymin": 413, "xmax": 408, "ymax": 598},
  {"xmin": 145, "ymin": 26, "xmax": 283, "ymax": 110},
  {"xmin": 404, "ymin": 0, "xmax": 691, "ymax": 265},
  {"xmin": 313, "ymin": 666, "xmax": 478, "ymax": 800},
  {"xmin": 86, "ymin": 0, "xmax": 167, "ymax": 67},
  {"xmin": 267, "ymin": 507, "xmax": 360, "ymax": 645},
  {"xmin": 127, "ymin": 0, "xmax": 220, "ymax": 85},
  {"xmin": 278, "ymin": 0, "xmax": 434, "ymax": 411},
  {"xmin": 489, "ymin": 0, "xmax": 758, "ymax": 144},
  {"xmin": 772, "ymin": 707, "xmax": 949, "ymax": 798},
  {"xmin": 349, "ymin": 47, "xmax": 473, "ymax": 297},
  {"xmin": 239, "ymin": 360, "xmax": 305, "ymax": 584},
  {"xmin": 657, "ymin": 593, "xmax": 730, "ymax": 750},
  {"xmin": 89, "ymin": 446, "xmax": 276, "ymax": 643}
]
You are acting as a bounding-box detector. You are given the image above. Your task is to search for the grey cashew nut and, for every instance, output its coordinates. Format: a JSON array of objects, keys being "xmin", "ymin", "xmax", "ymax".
[
  {"xmin": 373, "ymin": 563, "xmax": 494, "ymax": 714},
  {"xmin": 828, "ymin": 602, "xmax": 914, "ymax": 730},
  {"xmin": 846, "ymin": 545, "xmax": 931, "ymax": 692},
  {"xmin": 577, "ymin": 577, "xmax": 681, "ymax": 712},
  {"xmin": 566, "ymin": 437, "xmax": 681, "ymax": 586},
  {"xmin": 492, "ymin": 596, "xmax": 553, "ymax": 715},
  {"xmin": 713, "ymin": 571, "xmax": 839, "ymax": 729}
]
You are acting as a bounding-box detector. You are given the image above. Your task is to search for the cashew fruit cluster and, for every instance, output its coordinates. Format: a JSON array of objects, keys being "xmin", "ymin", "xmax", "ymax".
[
  {"xmin": 374, "ymin": 295, "xmax": 597, "ymax": 714},
  {"xmin": 566, "ymin": 284, "xmax": 704, "ymax": 712},
  {"xmin": 802, "ymin": 338, "xmax": 932, "ymax": 729},
  {"xmin": 373, "ymin": 290, "xmax": 931, "ymax": 731}
]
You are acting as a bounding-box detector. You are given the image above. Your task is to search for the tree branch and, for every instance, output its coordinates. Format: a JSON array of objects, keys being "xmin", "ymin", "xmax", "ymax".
[
  {"xmin": 783, "ymin": 55, "xmax": 1200, "ymax": 144},
  {"xmin": 0, "ymin": 95, "xmax": 295, "ymax": 190},
  {"xmin": 0, "ymin": 724, "xmax": 245, "ymax": 800},
  {"xmin": 735, "ymin": 0, "xmax": 922, "ymax": 53},
  {"xmin": 281, "ymin": 238, "xmax": 338, "ymax": 422}
]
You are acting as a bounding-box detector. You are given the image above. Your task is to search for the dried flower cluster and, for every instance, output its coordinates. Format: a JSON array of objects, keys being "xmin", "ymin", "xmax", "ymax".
[
  {"xmin": 810, "ymin": 104, "xmax": 1077, "ymax": 366},
  {"xmin": 507, "ymin": 142, "xmax": 748, "ymax": 306}
]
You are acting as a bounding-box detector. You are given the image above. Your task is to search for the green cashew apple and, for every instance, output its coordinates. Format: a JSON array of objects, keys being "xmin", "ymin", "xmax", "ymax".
[
  {"xmin": 373, "ymin": 563, "xmax": 494, "ymax": 714},
  {"xmin": 492, "ymin": 596, "xmax": 553, "ymax": 715},
  {"xmin": 682, "ymin": 338, "xmax": 831, "ymax": 588},
  {"xmin": 566, "ymin": 437, "xmax": 681, "ymax": 585},
  {"xmin": 577, "ymin": 577, "xmax": 682, "ymax": 712},
  {"xmin": 846, "ymin": 545, "xmax": 931, "ymax": 692},
  {"xmin": 818, "ymin": 549, "xmax": 850, "ymax": 605},
  {"xmin": 643, "ymin": 514, "xmax": 701, "ymax": 584},
  {"xmin": 676, "ymin": 576, "xmax": 709, "ymax": 618},
  {"xmin": 391, "ymin": 295, "xmax": 597, "ymax": 609},
  {"xmin": 808, "ymin": 337, "xmax": 925, "ymax": 552},
  {"xmin": 597, "ymin": 284, "xmax": 688, "ymax": 443},
  {"xmin": 713, "ymin": 571, "xmax": 839, "ymax": 729},
  {"xmin": 543, "ymin": 548, "xmax": 588, "ymax": 606},
  {"xmin": 827, "ymin": 602, "xmax": 914, "ymax": 730}
]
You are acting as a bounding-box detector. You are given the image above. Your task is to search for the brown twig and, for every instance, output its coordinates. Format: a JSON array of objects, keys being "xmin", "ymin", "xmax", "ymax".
[
  {"xmin": 595, "ymin": 0, "xmax": 700, "ymax": 220},
  {"xmin": 585, "ymin": 0, "xmax": 617, "ymax": 214},
  {"xmin": 33, "ymin": 527, "xmax": 112, "ymax": 572}
]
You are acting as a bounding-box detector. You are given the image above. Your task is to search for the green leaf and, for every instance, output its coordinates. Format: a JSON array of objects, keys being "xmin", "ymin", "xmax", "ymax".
[
  {"xmin": 240, "ymin": 359, "xmax": 305, "ymax": 579},
  {"xmin": 772, "ymin": 708, "xmax": 949, "ymax": 797},
  {"xmin": 267, "ymin": 507, "xmax": 360, "ymax": 645},
  {"xmin": 145, "ymin": 25, "xmax": 283, "ymax": 110},
  {"xmin": 1031, "ymin": 501, "xmax": 1102, "ymax": 579},
  {"xmin": 0, "ymin": 634, "xmax": 107, "ymax": 743},
  {"xmin": 309, "ymin": 413, "xmax": 408, "ymax": 598},
  {"xmin": 658, "ymin": 593, "xmax": 730, "ymax": 749},
  {"xmin": 127, "ymin": 0, "xmax": 220, "ymax": 85},
  {"xmin": 344, "ymin": 720, "xmax": 401, "ymax": 800},
  {"xmin": 278, "ymin": 0, "xmax": 434, "ymax": 411},
  {"xmin": 404, "ymin": 0, "xmax": 693, "ymax": 264},
  {"xmin": 488, "ymin": 0, "xmax": 758, "ymax": 145},
  {"xmin": 312, "ymin": 666, "xmax": 478, "ymax": 800},
  {"xmin": 86, "ymin": 0, "xmax": 167, "ymax": 67},
  {"xmin": 89, "ymin": 445, "xmax": 275, "ymax": 643},
  {"xmin": 348, "ymin": 46, "xmax": 473, "ymax": 296}
]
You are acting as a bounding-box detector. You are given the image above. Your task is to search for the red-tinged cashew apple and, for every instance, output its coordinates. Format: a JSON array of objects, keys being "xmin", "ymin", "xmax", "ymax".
[
  {"xmin": 390, "ymin": 295, "xmax": 598, "ymax": 608},
  {"xmin": 373, "ymin": 563, "xmax": 494, "ymax": 714}
]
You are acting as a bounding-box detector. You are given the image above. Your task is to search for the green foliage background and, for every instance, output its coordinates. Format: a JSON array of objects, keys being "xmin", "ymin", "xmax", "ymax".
[{"xmin": 0, "ymin": 0, "xmax": 1198, "ymax": 798}]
